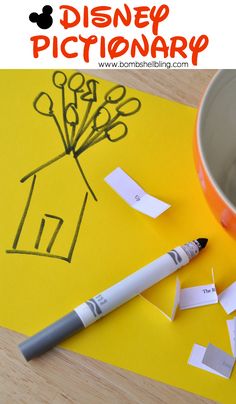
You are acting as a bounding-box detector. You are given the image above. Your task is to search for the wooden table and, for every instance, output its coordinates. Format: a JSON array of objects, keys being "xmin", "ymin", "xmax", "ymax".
[{"xmin": 0, "ymin": 69, "xmax": 217, "ymax": 404}]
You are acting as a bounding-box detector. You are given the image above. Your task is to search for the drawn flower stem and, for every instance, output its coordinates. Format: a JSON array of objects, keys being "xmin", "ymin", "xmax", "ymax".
[
  {"xmin": 61, "ymin": 87, "xmax": 71, "ymax": 149},
  {"xmin": 52, "ymin": 115, "xmax": 69, "ymax": 152},
  {"xmin": 73, "ymin": 100, "xmax": 107, "ymax": 148},
  {"xmin": 73, "ymin": 100, "xmax": 94, "ymax": 145},
  {"xmin": 75, "ymin": 128, "xmax": 106, "ymax": 156},
  {"xmin": 70, "ymin": 125, "xmax": 76, "ymax": 145}
]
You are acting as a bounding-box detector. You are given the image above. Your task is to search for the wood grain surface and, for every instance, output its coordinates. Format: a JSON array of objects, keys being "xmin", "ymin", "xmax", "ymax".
[{"xmin": 1, "ymin": 69, "xmax": 217, "ymax": 404}]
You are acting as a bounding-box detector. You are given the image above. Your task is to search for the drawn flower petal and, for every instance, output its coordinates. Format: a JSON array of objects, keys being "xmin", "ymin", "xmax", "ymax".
[
  {"xmin": 68, "ymin": 72, "xmax": 85, "ymax": 92},
  {"xmin": 52, "ymin": 71, "xmax": 67, "ymax": 88},
  {"xmin": 116, "ymin": 98, "xmax": 141, "ymax": 116},
  {"xmin": 93, "ymin": 107, "xmax": 111, "ymax": 130},
  {"xmin": 106, "ymin": 121, "xmax": 128, "ymax": 142},
  {"xmin": 81, "ymin": 79, "xmax": 98, "ymax": 102},
  {"xmin": 65, "ymin": 103, "xmax": 79, "ymax": 125},
  {"xmin": 33, "ymin": 92, "xmax": 54, "ymax": 116},
  {"xmin": 104, "ymin": 85, "xmax": 126, "ymax": 104}
]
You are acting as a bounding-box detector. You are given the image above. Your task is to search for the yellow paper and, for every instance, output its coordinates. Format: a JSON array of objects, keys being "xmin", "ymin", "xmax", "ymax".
[{"xmin": 1, "ymin": 70, "xmax": 236, "ymax": 403}]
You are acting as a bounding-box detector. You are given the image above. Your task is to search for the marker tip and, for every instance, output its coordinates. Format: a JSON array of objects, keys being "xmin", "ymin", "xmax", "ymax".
[{"xmin": 197, "ymin": 238, "xmax": 208, "ymax": 249}]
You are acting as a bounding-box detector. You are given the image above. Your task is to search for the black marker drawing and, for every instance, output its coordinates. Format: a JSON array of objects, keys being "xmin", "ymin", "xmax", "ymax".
[{"xmin": 6, "ymin": 71, "xmax": 141, "ymax": 263}]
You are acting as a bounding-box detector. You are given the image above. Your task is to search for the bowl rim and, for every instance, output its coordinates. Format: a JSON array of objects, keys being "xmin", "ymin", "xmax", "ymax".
[{"xmin": 197, "ymin": 69, "xmax": 236, "ymax": 215}]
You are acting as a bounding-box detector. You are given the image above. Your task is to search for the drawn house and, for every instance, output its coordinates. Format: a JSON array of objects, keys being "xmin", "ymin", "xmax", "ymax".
[
  {"xmin": 6, "ymin": 71, "xmax": 141, "ymax": 263},
  {"xmin": 7, "ymin": 158, "xmax": 89, "ymax": 262}
]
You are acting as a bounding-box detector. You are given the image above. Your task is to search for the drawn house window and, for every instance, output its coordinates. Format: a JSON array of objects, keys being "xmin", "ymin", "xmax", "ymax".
[{"xmin": 6, "ymin": 71, "xmax": 141, "ymax": 263}]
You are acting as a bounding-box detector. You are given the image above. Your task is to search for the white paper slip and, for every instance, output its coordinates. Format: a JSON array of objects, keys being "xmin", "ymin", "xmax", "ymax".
[
  {"xmin": 105, "ymin": 167, "xmax": 170, "ymax": 218},
  {"xmin": 202, "ymin": 343, "xmax": 235, "ymax": 378},
  {"xmin": 140, "ymin": 278, "xmax": 181, "ymax": 321},
  {"xmin": 188, "ymin": 344, "xmax": 227, "ymax": 378},
  {"xmin": 219, "ymin": 281, "xmax": 236, "ymax": 314},
  {"xmin": 227, "ymin": 319, "xmax": 236, "ymax": 357},
  {"xmin": 179, "ymin": 284, "xmax": 218, "ymax": 310},
  {"xmin": 156, "ymin": 277, "xmax": 181, "ymax": 321}
]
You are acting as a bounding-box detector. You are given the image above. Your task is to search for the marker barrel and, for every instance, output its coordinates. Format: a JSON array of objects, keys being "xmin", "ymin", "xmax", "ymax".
[
  {"xmin": 19, "ymin": 240, "xmax": 204, "ymax": 361},
  {"xmin": 19, "ymin": 311, "xmax": 85, "ymax": 361},
  {"xmin": 75, "ymin": 247, "xmax": 189, "ymax": 327}
]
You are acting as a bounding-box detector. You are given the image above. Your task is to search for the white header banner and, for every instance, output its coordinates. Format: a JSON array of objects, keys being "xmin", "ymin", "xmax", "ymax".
[{"xmin": 0, "ymin": 0, "xmax": 235, "ymax": 68}]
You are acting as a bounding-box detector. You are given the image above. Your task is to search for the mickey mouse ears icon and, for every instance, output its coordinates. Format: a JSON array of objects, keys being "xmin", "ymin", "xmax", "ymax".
[{"xmin": 29, "ymin": 5, "xmax": 53, "ymax": 29}]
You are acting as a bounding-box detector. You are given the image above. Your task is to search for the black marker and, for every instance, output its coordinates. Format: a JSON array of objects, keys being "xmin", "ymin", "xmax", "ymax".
[{"xmin": 19, "ymin": 238, "xmax": 208, "ymax": 361}]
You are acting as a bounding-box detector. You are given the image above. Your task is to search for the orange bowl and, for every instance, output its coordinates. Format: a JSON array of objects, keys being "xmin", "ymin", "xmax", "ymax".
[{"xmin": 194, "ymin": 70, "xmax": 236, "ymax": 238}]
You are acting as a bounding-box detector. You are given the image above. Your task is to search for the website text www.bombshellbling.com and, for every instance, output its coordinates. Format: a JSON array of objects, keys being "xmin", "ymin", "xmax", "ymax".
[{"xmin": 98, "ymin": 60, "xmax": 189, "ymax": 68}]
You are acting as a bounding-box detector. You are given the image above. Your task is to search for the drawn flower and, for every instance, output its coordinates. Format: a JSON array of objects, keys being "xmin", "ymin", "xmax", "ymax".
[
  {"xmin": 68, "ymin": 72, "xmax": 85, "ymax": 93},
  {"xmin": 104, "ymin": 85, "xmax": 126, "ymax": 104},
  {"xmin": 116, "ymin": 98, "xmax": 141, "ymax": 116},
  {"xmin": 33, "ymin": 92, "xmax": 54, "ymax": 116},
  {"xmin": 93, "ymin": 107, "xmax": 111, "ymax": 130},
  {"xmin": 106, "ymin": 121, "xmax": 128, "ymax": 142},
  {"xmin": 31, "ymin": 71, "xmax": 142, "ymax": 201},
  {"xmin": 65, "ymin": 103, "xmax": 79, "ymax": 126},
  {"xmin": 52, "ymin": 71, "xmax": 67, "ymax": 88}
]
